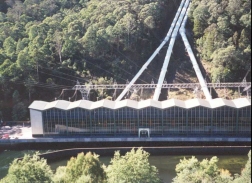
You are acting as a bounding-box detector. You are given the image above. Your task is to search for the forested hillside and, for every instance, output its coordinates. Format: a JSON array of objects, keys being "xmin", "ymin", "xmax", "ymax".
[
  {"xmin": 0, "ymin": 0, "xmax": 251, "ymax": 121},
  {"xmin": 188, "ymin": 0, "xmax": 251, "ymax": 82}
]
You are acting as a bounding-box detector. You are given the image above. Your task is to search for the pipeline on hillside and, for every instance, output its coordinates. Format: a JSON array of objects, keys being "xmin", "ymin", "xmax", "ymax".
[
  {"xmin": 179, "ymin": 6, "xmax": 212, "ymax": 100},
  {"xmin": 116, "ymin": 0, "xmax": 187, "ymax": 101},
  {"xmin": 153, "ymin": 0, "xmax": 190, "ymax": 100}
]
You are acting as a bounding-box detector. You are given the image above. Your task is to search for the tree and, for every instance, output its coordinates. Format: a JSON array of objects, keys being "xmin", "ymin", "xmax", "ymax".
[
  {"xmin": 217, "ymin": 16, "xmax": 232, "ymax": 37},
  {"xmin": 0, "ymin": 152, "xmax": 53, "ymax": 183},
  {"xmin": 53, "ymin": 152, "xmax": 107, "ymax": 183},
  {"xmin": 199, "ymin": 24, "xmax": 217, "ymax": 61},
  {"xmin": 192, "ymin": 4, "xmax": 209, "ymax": 38},
  {"xmin": 52, "ymin": 30, "xmax": 63, "ymax": 63},
  {"xmin": 0, "ymin": 12, "xmax": 6, "ymax": 22},
  {"xmin": 12, "ymin": 102, "xmax": 27, "ymax": 121},
  {"xmin": 17, "ymin": 48, "xmax": 31, "ymax": 70},
  {"xmin": 172, "ymin": 156, "xmax": 233, "ymax": 183},
  {"xmin": 11, "ymin": 90, "xmax": 27, "ymax": 121},
  {"xmin": 6, "ymin": 0, "xmax": 24, "ymax": 22},
  {"xmin": 12, "ymin": 90, "xmax": 20, "ymax": 104},
  {"xmin": 40, "ymin": 0, "xmax": 59, "ymax": 17},
  {"xmin": 211, "ymin": 46, "xmax": 245, "ymax": 82},
  {"xmin": 189, "ymin": 0, "xmax": 251, "ymax": 84},
  {"xmin": 227, "ymin": 0, "xmax": 242, "ymax": 17},
  {"xmin": 106, "ymin": 148, "xmax": 162, "ymax": 183},
  {"xmin": 233, "ymin": 150, "xmax": 251, "ymax": 183},
  {"xmin": 239, "ymin": 11, "xmax": 251, "ymax": 28},
  {"xmin": 3, "ymin": 36, "xmax": 17, "ymax": 60}
]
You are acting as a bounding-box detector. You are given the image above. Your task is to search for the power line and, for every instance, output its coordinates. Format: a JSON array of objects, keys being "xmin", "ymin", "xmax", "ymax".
[
  {"xmin": 39, "ymin": 66, "xmax": 89, "ymax": 83},
  {"xmin": 38, "ymin": 70, "xmax": 79, "ymax": 84},
  {"xmin": 99, "ymin": 36, "xmax": 159, "ymax": 81},
  {"xmin": 0, "ymin": 77, "xmax": 72, "ymax": 90},
  {"xmin": 101, "ymin": 57, "xmax": 149, "ymax": 84},
  {"xmin": 81, "ymin": 58, "xmax": 129, "ymax": 82}
]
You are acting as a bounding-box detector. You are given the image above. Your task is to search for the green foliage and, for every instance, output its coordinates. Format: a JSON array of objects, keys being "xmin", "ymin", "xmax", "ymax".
[
  {"xmin": 233, "ymin": 150, "xmax": 251, "ymax": 183},
  {"xmin": 12, "ymin": 102, "xmax": 27, "ymax": 121},
  {"xmin": 53, "ymin": 152, "xmax": 107, "ymax": 183},
  {"xmin": 10, "ymin": 90, "xmax": 27, "ymax": 120},
  {"xmin": 172, "ymin": 156, "xmax": 233, "ymax": 183},
  {"xmin": 0, "ymin": 12, "xmax": 6, "ymax": 22},
  {"xmin": 106, "ymin": 148, "xmax": 162, "ymax": 183},
  {"xmin": 0, "ymin": 0, "xmax": 250, "ymax": 119},
  {"xmin": 211, "ymin": 46, "xmax": 245, "ymax": 82},
  {"xmin": 0, "ymin": 152, "xmax": 53, "ymax": 183},
  {"xmin": 12, "ymin": 90, "xmax": 20, "ymax": 104},
  {"xmin": 189, "ymin": 0, "xmax": 251, "ymax": 82},
  {"xmin": 192, "ymin": 4, "xmax": 209, "ymax": 38},
  {"xmin": 173, "ymin": 150, "xmax": 252, "ymax": 183},
  {"xmin": 0, "ymin": 149, "xmax": 251, "ymax": 183},
  {"xmin": 0, "ymin": 59, "xmax": 12, "ymax": 75},
  {"xmin": 3, "ymin": 36, "xmax": 16, "ymax": 59},
  {"xmin": 0, "ymin": 0, "xmax": 174, "ymax": 120},
  {"xmin": 90, "ymin": 77, "xmax": 114, "ymax": 99}
]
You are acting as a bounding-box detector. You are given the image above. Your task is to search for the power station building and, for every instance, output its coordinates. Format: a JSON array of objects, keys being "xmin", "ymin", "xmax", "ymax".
[
  {"xmin": 27, "ymin": 0, "xmax": 251, "ymax": 140},
  {"xmin": 28, "ymin": 98, "xmax": 251, "ymax": 138}
]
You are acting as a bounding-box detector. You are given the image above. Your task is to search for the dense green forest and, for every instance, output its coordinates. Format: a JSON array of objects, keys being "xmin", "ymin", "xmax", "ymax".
[
  {"xmin": 188, "ymin": 0, "xmax": 251, "ymax": 82},
  {"xmin": 0, "ymin": 0, "xmax": 251, "ymax": 121}
]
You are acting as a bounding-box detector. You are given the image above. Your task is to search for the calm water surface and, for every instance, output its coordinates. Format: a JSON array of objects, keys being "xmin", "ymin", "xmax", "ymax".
[{"xmin": 0, "ymin": 150, "xmax": 248, "ymax": 183}]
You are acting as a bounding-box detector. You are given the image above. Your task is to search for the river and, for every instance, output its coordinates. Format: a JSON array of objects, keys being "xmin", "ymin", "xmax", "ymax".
[{"xmin": 0, "ymin": 149, "xmax": 249, "ymax": 183}]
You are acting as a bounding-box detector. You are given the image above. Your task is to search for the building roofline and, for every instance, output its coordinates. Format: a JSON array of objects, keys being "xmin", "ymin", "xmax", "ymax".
[{"xmin": 28, "ymin": 98, "xmax": 251, "ymax": 111}]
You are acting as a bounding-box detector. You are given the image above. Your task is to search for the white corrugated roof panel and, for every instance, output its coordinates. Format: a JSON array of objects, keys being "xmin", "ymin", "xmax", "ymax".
[
  {"xmin": 28, "ymin": 101, "xmax": 48, "ymax": 110},
  {"xmin": 90, "ymin": 100, "xmax": 105, "ymax": 109},
  {"xmin": 43, "ymin": 100, "xmax": 58, "ymax": 110},
  {"xmin": 138, "ymin": 99, "xmax": 151, "ymax": 109},
  {"xmin": 138, "ymin": 99, "xmax": 162, "ymax": 109},
  {"xmin": 209, "ymin": 98, "xmax": 236, "ymax": 108},
  {"xmin": 114, "ymin": 99, "xmax": 139, "ymax": 109},
  {"xmin": 81, "ymin": 100, "xmax": 93, "ymax": 109},
  {"xmin": 162, "ymin": 99, "xmax": 186, "ymax": 109},
  {"xmin": 103, "ymin": 99, "xmax": 116, "ymax": 109},
  {"xmin": 67, "ymin": 100, "xmax": 82, "ymax": 109},
  {"xmin": 67, "ymin": 100, "xmax": 93, "ymax": 110},
  {"xmin": 28, "ymin": 98, "xmax": 251, "ymax": 111},
  {"xmin": 185, "ymin": 99, "xmax": 211, "ymax": 108},
  {"xmin": 46, "ymin": 100, "xmax": 71, "ymax": 110},
  {"xmin": 149, "ymin": 99, "xmax": 163, "ymax": 109},
  {"xmin": 232, "ymin": 98, "xmax": 251, "ymax": 108}
]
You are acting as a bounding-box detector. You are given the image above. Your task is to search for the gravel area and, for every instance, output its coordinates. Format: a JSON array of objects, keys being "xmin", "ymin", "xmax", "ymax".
[{"xmin": 1, "ymin": 126, "xmax": 33, "ymax": 139}]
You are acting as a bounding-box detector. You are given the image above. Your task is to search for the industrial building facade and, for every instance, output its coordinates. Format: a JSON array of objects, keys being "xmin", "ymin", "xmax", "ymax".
[{"xmin": 29, "ymin": 98, "xmax": 251, "ymax": 137}]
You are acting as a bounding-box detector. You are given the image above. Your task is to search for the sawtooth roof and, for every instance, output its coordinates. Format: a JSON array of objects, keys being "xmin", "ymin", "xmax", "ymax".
[{"xmin": 29, "ymin": 98, "xmax": 251, "ymax": 111}]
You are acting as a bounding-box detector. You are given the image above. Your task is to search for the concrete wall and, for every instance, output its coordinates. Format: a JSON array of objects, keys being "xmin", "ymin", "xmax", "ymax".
[
  {"xmin": 30, "ymin": 109, "xmax": 43, "ymax": 136},
  {"xmin": 1, "ymin": 137, "xmax": 251, "ymax": 144}
]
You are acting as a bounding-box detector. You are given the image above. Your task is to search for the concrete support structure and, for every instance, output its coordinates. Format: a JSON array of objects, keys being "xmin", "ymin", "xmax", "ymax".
[{"xmin": 30, "ymin": 109, "xmax": 44, "ymax": 137}]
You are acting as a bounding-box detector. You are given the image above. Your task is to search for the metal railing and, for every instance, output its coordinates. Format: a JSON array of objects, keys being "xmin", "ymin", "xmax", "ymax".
[{"xmin": 73, "ymin": 82, "xmax": 251, "ymax": 90}]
